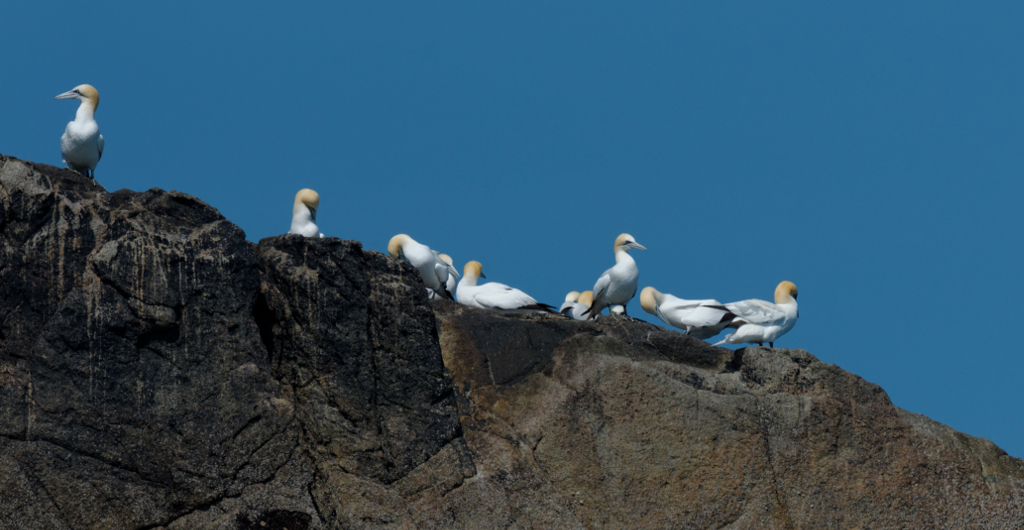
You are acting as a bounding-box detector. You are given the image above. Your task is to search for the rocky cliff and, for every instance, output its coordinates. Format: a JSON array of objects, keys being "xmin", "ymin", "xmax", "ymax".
[{"xmin": 1, "ymin": 153, "xmax": 1022, "ymax": 529}]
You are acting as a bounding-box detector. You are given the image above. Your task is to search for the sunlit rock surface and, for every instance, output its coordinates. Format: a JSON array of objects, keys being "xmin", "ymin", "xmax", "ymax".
[{"xmin": 1, "ymin": 153, "xmax": 1022, "ymax": 529}]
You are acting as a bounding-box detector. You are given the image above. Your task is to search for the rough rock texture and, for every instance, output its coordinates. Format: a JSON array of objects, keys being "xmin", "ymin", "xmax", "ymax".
[
  {"xmin": 1, "ymin": 153, "xmax": 1023, "ymax": 529},
  {"xmin": 433, "ymin": 302, "xmax": 1024, "ymax": 528}
]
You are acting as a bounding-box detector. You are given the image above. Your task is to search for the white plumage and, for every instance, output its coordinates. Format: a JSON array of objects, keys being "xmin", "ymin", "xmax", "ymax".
[
  {"xmin": 640, "ymin": 287, "xmax": 733, "ymax": 340},
  {"xmin": 560, "ymin": 291, "xmax": 581, "ymax": 314},
  {"xmin": 288, "ymin": 189, "xmax": 324, "ymax": 238},
  {"xmin": 388, "ymin": 234, "xmax": 458, "ymax": 300},
  {"xmin": 428, "ymin": 253, "xmax": 458, "ymax": 300},
  {"xmin": 457, "ymin": 261, "xmax": 553, "ymax": 312},
  {"xmin": 55, "ymin": 84, "xmax": 104, "ymax": 178},
  {"xmin": 571, "ymin": 291, "xmax": 594, "ymax": 320},
  {"xmin": 713, "ymin": 281, "xmax": 799, "ymax": 348},
  {"xmin": 584, "ymin": 233, "xmax": 646, "ymax": 319}
]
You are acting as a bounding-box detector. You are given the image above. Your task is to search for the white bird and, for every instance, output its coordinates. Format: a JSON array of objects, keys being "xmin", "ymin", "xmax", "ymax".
[
  {"xmin": 457, "ymin": 261, "xmax": 555, "ymax": 312},
  {"xmin": 713, "ymin": 281, "xmax": 799, "ymax": 348},
  {"xmin": 570, "ymin": 290, "xmax": 594, "ymax": 320},
  {"xmin": 583, "ymin": 233, "xmax": 646, "ymax": 319},
  {"xmin": 55, "ymin": 84, "xmax": 104, "ymax": 178},
  {"xmin": 288, "ymin": 189, "xmax": 324, "ymax": 237},
  {"xmin": 388, "ymin": 234, "xmax": 459, "ymax": 300},
  {"xmin": 428, "ymin": 253, "xmax": 458, "ymax": 300},
  {"xmin": 640, "ymin": 287, "xmax": 734, "ymax": 340},
  {"xmin": 559, "ymin": 291, "xmax": 581, "ymax": 314},
  {"xmin": 610, "ymin": 305, "xmax": 626, "ymax": 315}
]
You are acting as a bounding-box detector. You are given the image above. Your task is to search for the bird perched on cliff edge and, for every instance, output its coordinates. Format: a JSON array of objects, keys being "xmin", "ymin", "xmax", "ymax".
[
  {"xmin": 388, "ymin": 234, "xmax": 458, "ymax": 300},
  {"xmin": 457, "ymin": 261, "xmax": 555, "ymax": 312},
  {"xmin": 640, "ymin": 286, "xmax": 734, "ymax": 340},
  {"xmin": 429, "ymin": 253, "xmax": 458, "ymax": 300},
  {"xmin": 288, "ymin": 189, "xmax": 324, "ymax": 237},
  {"xmin": 713, "ymin": 281, "xmax": 799, "ymax": 348},
  {"xmin": 55, "ymin": 84, "xmax": 104, "ymax": 178},
  {"xmin": 583, "ymin": 233, "xmax": 646, "ymax": 319}
]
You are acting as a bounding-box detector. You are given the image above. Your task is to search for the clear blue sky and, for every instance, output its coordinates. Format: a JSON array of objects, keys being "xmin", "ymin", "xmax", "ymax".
[{"xmin": 4, "ymin": 2, "xmax": 1023, "ymax": 458}]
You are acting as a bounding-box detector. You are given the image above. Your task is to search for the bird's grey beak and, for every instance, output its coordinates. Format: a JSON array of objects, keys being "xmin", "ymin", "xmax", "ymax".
[
  {"xmin": 55, "ymin": 90, "xmax": 79, "ymax": 100},
  {"xmin": 308, "ymin": 206, "xmax": 317, "ymax": 222},
  {"xmin": 629, "ymin": 242, "xmax": 647, "ymax": 251},
  {"xmin": 480, "ymin": 272, "xmax": 487, "ymax": 279}
]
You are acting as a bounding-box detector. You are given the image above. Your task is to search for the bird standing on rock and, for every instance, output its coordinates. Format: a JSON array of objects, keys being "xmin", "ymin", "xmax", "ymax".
[
  {"xmin": 583, "ymin": 233, "xmax": 646, "ymax": 319},
  {"xmin": 55, "ymin": 84, "xmax": 104, "ymax": 178},
  {"xmin": 713, "ymin": 281, "xmax": 799, "ymax": 348},
  {"xmin": 288, "ymin": 189, "xmax": 324, "ymax": 237},
  {"xmin": 388, "ymin": 234, "xmax": 459, "ymax": 300}
]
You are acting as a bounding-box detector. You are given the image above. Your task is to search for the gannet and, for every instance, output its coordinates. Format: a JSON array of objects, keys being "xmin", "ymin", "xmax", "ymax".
[
  {"xmin": 713, "ymin": 281, "xmax": 799, "ymax": 348},
  {"xmin": 570, "ymin": 290, "xmax": 594, "ymax": 320},
  {"xmin": 560, "ymin": 291, "xmax": 581, "ymax": 315},
  {"xmin": 457, "ymin": 261, "xmax": 555, "ymax": 312},
  {"xmin": 288, "ymin": 189, "xmax": 325, "ymax": 237},
  {"xmin": 388, "ymin": 234, "xmax": 459, "ymax": 300},
  {"xmin": 583, "ymin": 233, "xmax": 646, "ymax": 319},
  {"xmin": 55, "ymin": 84, "xmax": 104, "ymax": 178},
  {"xmin": 640, "ymin": 287, "xmax": 735, "ymax": 340},
  {"xmin": 428, "ymin": 253, "xmax": 458, "ymax": 300}
]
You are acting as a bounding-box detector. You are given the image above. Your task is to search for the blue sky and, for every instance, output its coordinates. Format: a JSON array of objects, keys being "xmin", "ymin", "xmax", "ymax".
[{"xmin": 3, "ymin": 2, "xmax": 1024, "ymax": 457}]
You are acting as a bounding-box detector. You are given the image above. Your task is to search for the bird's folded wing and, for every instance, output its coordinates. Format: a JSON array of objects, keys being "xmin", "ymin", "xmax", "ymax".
[
  {"xmin": 475, "ymin": 284, "xmax": 538, "ymax": 310},
  {"xmin": 724, "ymin": 299, "xmax": 780, "ymax": 324}
]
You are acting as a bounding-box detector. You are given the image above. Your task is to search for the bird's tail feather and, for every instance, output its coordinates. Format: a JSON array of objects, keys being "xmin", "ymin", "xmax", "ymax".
[
  {"xmin": 712, "ymin": 332, "xmax": 735, "ymax": 347},
  {"xmin": 519, "ymin": 303, "xmax": 557, "ymax": 313}
]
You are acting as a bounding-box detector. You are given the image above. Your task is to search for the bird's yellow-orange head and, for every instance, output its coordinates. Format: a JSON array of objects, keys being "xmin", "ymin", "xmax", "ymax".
[
  {"xmin": 388, "ymin": 234, "xmax": 411, "ymax": 258},
  {"xmin": 774, "ymin": 281, "xmax": 798, "ymax": 304},
  {"xmin": 639, "ymin": 286, "xmax": 661, "ymax": 315}
]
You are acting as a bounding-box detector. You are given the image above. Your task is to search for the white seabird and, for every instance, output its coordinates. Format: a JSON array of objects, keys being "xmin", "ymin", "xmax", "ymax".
[
  {"xmin": 640, "ymin": 287, "xmax": 734, "ymax": 340},
  {"xmin": 559, "ymin": 291, "xmax": 581, "ymax": 315},
  {"xmin": 713, "ymin": 281, "xmax": 799, "ymax": 348},
  {"xmin": 570, "ymin": 290, "xmax": 594, "ymax": 320},
  {"xmin": 288, "ymin": 189, "xmax": 325, "ymax": 237},
  {"xmin": 457, "ymin": 261, "xmax": 555, "ymax": 312},
  {"xmin": 583, "ymin": 233, "xmax": 646, "ymax": 319},
  {"xmin": 388, "ymin": 234, "xmax": 459, "ymax": 300},
  {"xmin": 428, "ymin": 253, "xmax": 458, "ymax": 300},
  {"xmin": 55, "ymin": 84, "xmax": 104, "ymax": 178}
]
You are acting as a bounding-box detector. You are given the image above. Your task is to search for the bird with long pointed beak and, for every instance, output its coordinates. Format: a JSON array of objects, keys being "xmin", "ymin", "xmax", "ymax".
[
  {"xmin": 457, "ymin": 261, "xmax": 555, "ymax": 312},
  {"xmin": 55, "ymin": 84, "xmax": 104, "ymax": 178},
  {"xmin": 583, "ymin": 233, "xmax": 646, "ymax": 319},
  {"xmin": 713, "ymin": 281, "xmax": 799, "ymax": 348},
  {"xmin": 388, "ymin": 234, "xmax": 458, "ymax": 300},
  {"xmin": 288, "ymin": 189, "xmax": 324, "ymax": 237},
  {"xmin": 640, "ymin": 287, "xmax": 735, "ymax": 340}
]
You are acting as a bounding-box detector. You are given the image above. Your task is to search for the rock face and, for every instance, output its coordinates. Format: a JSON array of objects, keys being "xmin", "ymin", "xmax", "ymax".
[{"xmin": 1, "ymin": 153, "xmax": 1022, "ymax": 529}]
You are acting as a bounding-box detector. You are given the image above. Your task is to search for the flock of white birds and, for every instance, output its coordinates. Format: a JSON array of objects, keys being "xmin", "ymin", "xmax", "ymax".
[
  {"xmin": 54, "ymin": 83, "xmax": 799, "ymax": 349},
  {"xmin": 290, "ymin": 189, "xmax": 799, "ymax": 348}
]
